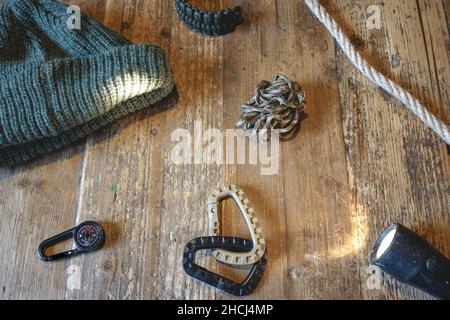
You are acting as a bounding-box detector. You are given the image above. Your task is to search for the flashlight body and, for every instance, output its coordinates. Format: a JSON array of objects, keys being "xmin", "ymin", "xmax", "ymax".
[
  {"xmin": 371, "ymin": 224, "xmax": 450, "ymax": 300},
  {"xmin": 406, "ymin": 249, "xmax": 450, "ymax": 300}
]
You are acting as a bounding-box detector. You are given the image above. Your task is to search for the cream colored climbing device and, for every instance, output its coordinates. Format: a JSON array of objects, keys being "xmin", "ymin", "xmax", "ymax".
[{"xmin": 207, "ymin": 185, "xmax": 266, "ymax": 265}]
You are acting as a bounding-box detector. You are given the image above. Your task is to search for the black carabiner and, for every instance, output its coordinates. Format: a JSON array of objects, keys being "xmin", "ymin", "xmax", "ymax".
[
  {"xmin": 37, "ymin": 221, "xmax": 105, "ymax": 262},
  {"xmin": 182, "ymin": 236, "xmax": 268, "ymax": 296}
]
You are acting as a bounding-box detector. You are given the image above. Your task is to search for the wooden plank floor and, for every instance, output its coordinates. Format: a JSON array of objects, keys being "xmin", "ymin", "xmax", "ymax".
[{"xmin": 0, "ymin": 0, "xmax": 449, "ymax": 300}]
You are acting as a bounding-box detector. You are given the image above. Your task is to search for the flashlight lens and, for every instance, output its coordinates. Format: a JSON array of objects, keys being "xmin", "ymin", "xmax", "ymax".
[{"xmin": 376, "ymin": 228, "xmax": 397, "ymax": 259}]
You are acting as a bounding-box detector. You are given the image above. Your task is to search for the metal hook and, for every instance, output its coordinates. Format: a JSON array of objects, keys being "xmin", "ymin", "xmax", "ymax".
[{"xmin": 37, "ymin": 221, "xmax": 105, "ymax": 262}]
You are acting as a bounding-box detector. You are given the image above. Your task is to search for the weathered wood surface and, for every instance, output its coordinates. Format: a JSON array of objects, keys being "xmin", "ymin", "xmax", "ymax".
[{"xmin": 0, "ymin": 0, "xmax": 448, "ymax": 300}]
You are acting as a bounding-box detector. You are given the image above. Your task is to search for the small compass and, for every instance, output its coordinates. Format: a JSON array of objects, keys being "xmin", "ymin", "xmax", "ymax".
[
  {"xmin": 38, "ymin": 221, "xmax": 106, "ymax": 262},
  {"xmin": 74, "ymin": 221, "xmax": 105, "ymax": 252}
]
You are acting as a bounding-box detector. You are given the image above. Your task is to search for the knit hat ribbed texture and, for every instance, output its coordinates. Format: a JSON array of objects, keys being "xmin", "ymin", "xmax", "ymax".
[{"xmin": 0, "ymin": 0, "xmax": 174, "ymax": 166}]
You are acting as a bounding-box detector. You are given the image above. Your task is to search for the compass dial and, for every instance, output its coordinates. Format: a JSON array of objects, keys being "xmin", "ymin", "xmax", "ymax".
[{"xmin": 74, "ymin": 221, "xmax": 105, "ymax": 251}]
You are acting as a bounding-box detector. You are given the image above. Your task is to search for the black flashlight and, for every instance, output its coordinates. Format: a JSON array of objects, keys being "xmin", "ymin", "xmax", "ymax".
[{"xmin": 370, "ymin": 223, "xmax": 450, "ymax": 300}]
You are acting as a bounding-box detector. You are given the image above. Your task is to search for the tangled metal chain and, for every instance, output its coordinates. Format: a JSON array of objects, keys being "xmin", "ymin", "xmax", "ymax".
[{"xmin": 235, "ymin": 75, "xmax": 307, "ymax": 141}]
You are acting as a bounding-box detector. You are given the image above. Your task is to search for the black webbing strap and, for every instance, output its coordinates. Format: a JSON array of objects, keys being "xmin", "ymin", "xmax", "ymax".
[{"xmin": 174, "ymin": 0, "xmax": 244, "ymax": 36}]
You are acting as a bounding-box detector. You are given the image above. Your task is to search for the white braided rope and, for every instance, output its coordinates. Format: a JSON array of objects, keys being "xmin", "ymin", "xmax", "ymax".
[{"xmin": 304, "ymin": 0, "xmax": 450, "ymax": 145}]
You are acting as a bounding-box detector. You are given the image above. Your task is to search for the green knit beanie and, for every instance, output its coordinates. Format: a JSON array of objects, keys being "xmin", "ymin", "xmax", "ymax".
[{"xmin": 0, "ymin": 0, "xmax": 174, "ymax": 166}]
